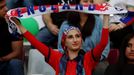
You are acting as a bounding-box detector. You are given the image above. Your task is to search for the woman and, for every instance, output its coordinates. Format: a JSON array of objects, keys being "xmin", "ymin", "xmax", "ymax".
[
  {"xmin": 58, "ymin": 0, "xmax": 110, "ymax": 60},
  {"xmin": 105, "ymin": 33, "xmax": 134, "ymax": 75},
  {"xmin": 58, "ymin": 1, "xmax": 110, "ymax": 75},
  {"xmin": 11, "ymin": 14, "xmax": 109, "ymax": 75}
]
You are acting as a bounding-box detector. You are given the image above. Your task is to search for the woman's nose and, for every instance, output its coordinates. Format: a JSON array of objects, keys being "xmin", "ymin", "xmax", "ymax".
[
  {"xmin": 73, "ymin": 37, "xmax": 77, "ymax": 41},
  {"xmin": 4, "ymin": 6, "xmax": 8, "ymax": 12}
]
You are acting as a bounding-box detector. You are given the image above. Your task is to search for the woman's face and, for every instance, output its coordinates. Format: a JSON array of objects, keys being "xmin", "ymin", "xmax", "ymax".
[
  {"xmin": 0, "ymin": 0, "xmax": 8, "ymax": 18},
  {"xmin": 125, "ymin": 37, "xmax": 134, "ymax": 61},
  {"xmin": 80, "ymin": 0, "xmax": 91, "ymax": 5},
  {"xmin": 65, "ymin": 29, "xmax": 82, "ymax": 51}
]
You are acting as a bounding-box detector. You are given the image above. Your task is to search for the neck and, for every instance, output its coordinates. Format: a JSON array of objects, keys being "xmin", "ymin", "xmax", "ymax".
[
  {"xmin": 68, "ymin": 49, "xmax": 79, "ymax": 60},
  {"xmin": 80, "ymin": 13, "xmax": 88, "ymax": 28}
]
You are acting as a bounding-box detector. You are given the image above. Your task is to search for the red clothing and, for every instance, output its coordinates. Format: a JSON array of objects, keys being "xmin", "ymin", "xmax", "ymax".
[{"xmin": 23, "ymin": 28, "xmax": 108, "ymax": 75}]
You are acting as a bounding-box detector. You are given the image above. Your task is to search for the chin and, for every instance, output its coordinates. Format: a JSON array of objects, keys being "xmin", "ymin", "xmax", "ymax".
[
  {"xmin": 128, "ymin": 57, "xmax": 134, "ymax": 61},
  {"xmin": 72, "ymin": 47, "xmax": 80, "ymax": 51}
]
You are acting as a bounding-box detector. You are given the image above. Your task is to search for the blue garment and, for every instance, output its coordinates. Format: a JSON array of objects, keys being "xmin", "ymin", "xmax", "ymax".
[
  {"xmin": 6, "ymin": 0, "xmax": 42, "ymax": 9},
  {"xmin": 0, "ymin": 59, "xmax": 24, "ymax": 75},
  {"xmin": 6, "ymin": 0, "xmax": 34, "ymax": 9},
  {"xmin": 6, "ymin": 0, "xmax": 24, "ymax": 9},
  {"xmin": 58, "ymin": 16, "xmax": 110, "ymax": 60},
  {"xmin": 6, "ymin": 0, "xmax": 74, "ymax": 9},
  {"xmin": 36, "ymin": 27, "xmax": 57, "ymax": 48}
]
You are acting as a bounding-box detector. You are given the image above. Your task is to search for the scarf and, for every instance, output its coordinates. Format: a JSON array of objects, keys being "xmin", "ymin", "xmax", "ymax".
[{"xmin": 59, "ymin": 50, "xmax": 85, "ymax": 75}]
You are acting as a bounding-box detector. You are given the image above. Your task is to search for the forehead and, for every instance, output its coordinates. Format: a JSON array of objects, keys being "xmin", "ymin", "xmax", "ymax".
[
  {"xmin": 81, "ymin": 0, "xmax": 92, "ymax": 2},
  {"xmin": 0, "ymin": 0, "xmax": 6, "ymax": 7},
  {"xmin": 67, "ymin": 29, "xmax": 80, "ymax": 35},
  {"xmin": 128, "ymin": 37, "xmax": 134, "ymax": 44}
]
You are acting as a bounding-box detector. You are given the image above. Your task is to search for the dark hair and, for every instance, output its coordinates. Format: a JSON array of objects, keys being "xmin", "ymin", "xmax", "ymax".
[
  {"xmin": 0, "ymin": 0, "xmax": 4, "ymax": 2},
  {"xmin": 67, "ymin": 0, "xmax": 95, "ymax": 40},
  {"xmin": 67, "ymin": 11, "xmax": 95, "ymax": 40},
  {"xmin": 118, "ymin": 33, "xmax": 134, "ymax": 65},
  {"xmin": 81, "ymin": 14, "xmax": 95, "ymax": 40},
  {"xmin": 75, "ymin": 0, "xmax": 80, "ymax": 4},
  {"xmin": 67, "ymin": 11, "xmax": 80, "ymax": 26}
]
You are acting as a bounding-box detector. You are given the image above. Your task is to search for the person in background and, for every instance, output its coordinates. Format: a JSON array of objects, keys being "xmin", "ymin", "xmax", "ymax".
[
  {"xmin": 105, "ymin": 32, "xmax": 134, "ymax": 75},
  {"xmin": 0, "ymin": 0, "xmax": 24, "ymax": 75},
  {"xmin": 11, "ymin": 14, "xmax": 109, "ymax": 75},
  {"xmin": 35, "ymin": 0, "xmax": 108, "ymax": 49},
  {"xmin": 6, "ymin": 0, "xmax": 46, "ymax": 10},
  {"xmin": 109, "ymin": 0, "xmax": 134, "ymax": 49},
  {"xmin": 6, "ymin": 0, "xmax": 24, "ymax": 9},
  {"xmin": 92, "ymin": 0, "xmax": 110, "ymax": 75},
  {"xmin": 35, "ymin": 0, "xmax": 77, "ymax": 48}
]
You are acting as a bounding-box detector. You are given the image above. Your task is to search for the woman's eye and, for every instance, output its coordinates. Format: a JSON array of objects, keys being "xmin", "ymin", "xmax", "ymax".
[
  {"xmin": 127, "ymin": 43, "xmax": 132, "ymax": 48},
  {"xmin": 67, "ymin": 35, "xmax": 73, "ymax": 39},
  {"xmin": 83, "ymin": 0, "xmax": 88, "ymax": 2},
  {"xmin": 76, "ymin": 34, "xmax": 80, "ymax": 38}
]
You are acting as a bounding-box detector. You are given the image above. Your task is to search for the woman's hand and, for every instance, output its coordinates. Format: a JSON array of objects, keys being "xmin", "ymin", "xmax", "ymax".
[
  {"xmin": 109, "ymin": 22, "xmax": 126, "ymax": 32},
  {"xmin": 9, "ymin": 17, "xmax": 27, "ymax": 34}
]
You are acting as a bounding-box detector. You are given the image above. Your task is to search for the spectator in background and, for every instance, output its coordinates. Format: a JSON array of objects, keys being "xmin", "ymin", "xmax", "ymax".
[
  {"xmin": 105, "ymin": 32, "xmax": 134, "ymax": 75},
  {"xmin": 35, "ymin": 0, "xmax": 77, "ymax": 48},
  {"xmin": 0, "ymin": 0, "xmax": 24, "ymax": 75},
  {"xmin": 6, "ymin": 0, "xmax": 46, "ymax": 10},
  {"xmin": 6, "ymin": 0, "xmax": 24, "ymax": 9},
  {"xmin": 109, "ymin": 0, "xmax": 134, "ymax": 49},
  {"xmin": 11, "ymin": 14, "xmax": 109, "ymax": 75}
]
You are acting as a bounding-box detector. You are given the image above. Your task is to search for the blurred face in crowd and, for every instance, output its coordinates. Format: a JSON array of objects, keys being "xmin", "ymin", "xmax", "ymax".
[
  {"xmin": 65, "ymin": 29, "xmax": 82, "ymax": 52},
  {"xmin": 80, "ymin": 0, "xmax": 92, "ymax": 5},
  {"xmin": 125, "ymin": 37, "xmax": 134, "ymax": 62},
  {"xmin": 0, "ymin": 0, "xmax": 8, "ymax": 18}
]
